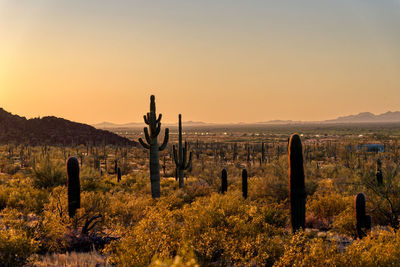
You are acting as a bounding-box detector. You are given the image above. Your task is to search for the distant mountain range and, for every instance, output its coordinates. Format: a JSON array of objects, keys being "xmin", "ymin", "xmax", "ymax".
[
  {"xmin": 93, "ymin": 111, "xmax": 400, "ymax": 128},
  {"xmin": 0, "ymin": 108, "xmax": 136, "ymax": 146},
  {"xmin": 324, "ymin": 111, "xmax": 400, "ymax": 123}
]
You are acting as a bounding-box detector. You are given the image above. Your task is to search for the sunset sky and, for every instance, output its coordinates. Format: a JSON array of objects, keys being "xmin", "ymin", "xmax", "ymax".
[{"xmin": 1, "ymin": 0, "xmax": 399, "ymax": 124}]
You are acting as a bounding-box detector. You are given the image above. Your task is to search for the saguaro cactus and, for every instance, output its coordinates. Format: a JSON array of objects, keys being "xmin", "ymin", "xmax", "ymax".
[
  {"xmin": 288, "ymin": 134, "xmax": 306, "ymax": 232},
  {"xmin": 355, "ymin": 193, "xmax": 372, "ymax": 238},
  {"xmin": 173, "ymin": 114, "xmax": 192, "ymax": 188},
  {"xmin": 233, "ymin": 143, "xmax": 238, "ymax": 161},
  {"xmin": 261, "ymin": 142, "xmax": 265, "ymax": 164},
  {"xmin": 162, "ymin": 156, "xmax": 166, "ymax": 177},
  {"xmin": 376, "ymin": 158, "xmax": 383, "ymax": 185},
  {"xmin": 247, "ymin": 144, "xmax": 251, "ymax": 164},
  {"xmin": 221, "ymin": 168, "xmax": 228, "ymax": 193},
  {"xmin": 139, "ymin": 95, "xmax": 169, "ymax": 198},
  {"xmin": 67, "ymin": 157, "xmax": 80, "ymax": 218},
  {"xmin": 242, "ymin": 169, "xmax": 248, "ymax": 199},
  {"xmin": 117, "ymin": 167, "xmax": 121, "ymax": 183}
]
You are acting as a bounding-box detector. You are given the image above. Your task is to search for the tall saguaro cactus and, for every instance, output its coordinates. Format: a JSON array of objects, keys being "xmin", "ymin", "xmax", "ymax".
[
  {"xmin": 355, "ymin": 193, "xmax": 372, "ymax": 238},
  {"xmin": 242, "ymin": 169, "xmax": 248, "ymax": 199},
  {"xmin": 67, "ymin": 157, "xmax": 80, "ymax": 218},
  {"xmin": 139, "ymin": 95, "xmax": 169, "ymax": 198},
  {"xmin": 288, "ymin": 134, "xmax": 306, "ymax": 232},
  {"xmin": 173, "ymin": 114, "xmax": 192, "ymax": 188}
]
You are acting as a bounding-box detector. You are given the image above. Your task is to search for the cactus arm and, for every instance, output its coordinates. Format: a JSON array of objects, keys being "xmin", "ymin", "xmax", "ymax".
[
  {"xmin": 155, "ymin": 121, "xmax": 161, "ymax": 136},
  {"xmin": 159, "ymin": 128, "xmax": 169, "ymax": 151},
  {"xmin": 139, "ymin": 138, "xmax": 150, "ymax": 149},
  {"xmin": 182, "ymin": 142, "xmax": 188, "ymax": 167},
  {"xmin": 185, "ymin": 151, "xmax": 192, "ymax": 170},
  {"xmin": 144, "ymin": 114, "xmax": 150, "ymax": 125},
  {"xmin": 144, "ymin": 127, "xmax": 152, "ymax": 144},
  {"xmin": 157, "ymin": 114, "xmax": 162, "ymax": 123},
  {"xmin": 173, "ymin": 145, "xmax": 179, "ymax": 166}
]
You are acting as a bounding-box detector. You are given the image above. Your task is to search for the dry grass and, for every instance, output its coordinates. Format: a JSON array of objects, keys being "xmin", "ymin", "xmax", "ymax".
[{"xmin": 32, "ymin": 251, "xmax": 109, "ymax": 267}]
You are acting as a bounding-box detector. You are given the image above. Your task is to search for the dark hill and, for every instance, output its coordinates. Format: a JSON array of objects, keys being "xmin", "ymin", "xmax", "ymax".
[{"xmin": 0, "ymin": 108, "xmax": 136, "ymax": 146}]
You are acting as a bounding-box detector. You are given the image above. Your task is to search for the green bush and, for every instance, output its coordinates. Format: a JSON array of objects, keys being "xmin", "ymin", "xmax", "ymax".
[{"xmin": 32, "ymin": 157, "xmax": 66, "ymax": 188}]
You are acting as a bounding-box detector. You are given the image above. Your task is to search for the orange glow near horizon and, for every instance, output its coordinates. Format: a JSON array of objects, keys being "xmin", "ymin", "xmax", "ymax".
[{"xmin": 1, "ymin": 1, "xmax": 400, "ymax": 124}]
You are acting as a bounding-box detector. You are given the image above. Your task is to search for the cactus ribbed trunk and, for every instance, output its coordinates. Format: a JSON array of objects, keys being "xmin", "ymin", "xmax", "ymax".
[
  {"xmin": 117, "ymin": 167, "xmax": 121, "ymax": 183},
  {"xmin": 261, "ymin": 142, "xmax": 265, "ymax": 163},
  {"xmin": 138, "ymin": 95, "xmax": 169, "ymax": 199},
  {"xmin": 289, "ymin": 134, "xmax": 306, "ymax": 233},
  {"xmin": 221, "ymin": 168, "xmax": 228, "ymax": 194},
  {"xmin": 173, "ymin": 114, "xmax": 192, "ymax": 189},
  {"xmin": 355, "ymin": 193, "xmax": 371, "ymax": 238},
  {"xmin": 67, "ymin": 157, "xmax": 80, "ymax": 218},
  {"xmin": 242, "ymin": 169, "xmax": 248, "ymax": 199},
  {"xmin": 178, "ymin": 114, "xmax": 183, "ymax": 186},
  {"xmin": 376, "ymin": 159, "xmax": 383, "ymax": 185},
  {"xmin": 150, "ymin": 139, "xmax": 160, "ymax": 196}
]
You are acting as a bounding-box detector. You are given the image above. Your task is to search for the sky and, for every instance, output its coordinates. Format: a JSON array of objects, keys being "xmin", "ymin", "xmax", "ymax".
[{"xmin": 0, "ymin": 0, "xmax": 399, "ymax": 124}]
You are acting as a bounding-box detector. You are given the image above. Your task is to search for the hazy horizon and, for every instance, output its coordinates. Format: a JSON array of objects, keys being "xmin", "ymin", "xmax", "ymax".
[{"xmin": 1, "ymin": 1, "xmax": 400, "ymax": 124}]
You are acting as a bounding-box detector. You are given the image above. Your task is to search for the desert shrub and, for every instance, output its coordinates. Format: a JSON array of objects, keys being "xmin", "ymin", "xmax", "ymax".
[
  {"xmin": 32, "ymin": 157, "xmax": 66, "ymax": 188},
  {"xmin": 105, "ymin": 205, "xmax": 183, "ymax": 266},
  {"xmin": 36, "ymin": 187, "xmax": 69, "ymax": 253},
  {"xmin": 331, "ymin": 206, "xmax": 356, "ymax": 236},
  {"xmin": 106, "ymin": 192, "xmax": 288, "ymax": 266},
  {"xmin": 0, "ymin": 177, "xmax": 48, "ymax": 214},
  {"xmin": 306, "ymin": 180, "xmax": 350, "ymax": 229},
  {"xmin": 149, "ymin": 246, "xmax": 199, "ymax": 267},
  {"xmin": 80, "ymin": 168, "xmax": 105, "ymax": 192},
  {"xmin": 0, "ymin": 162, "xmax": 21, "ymax": 175},
  {"xmin": 0, "ymin": 209, "xmax": 38, "ymax": 267},
  {"xmin": 262, "ymin": 174, "xmax": 288, "ymax": 202},
  {"xmin": 360, "ymin": 161, "xmax": 400, "ymax": 227},
  {"xmin": 342, "ymin": 228, "xmax": 400, "ymax": 266},
  {"xmin": 181, "ymin": 192, "xmax": 287, "ymax": 265},
  {"xmin": 275, "ymin": 230, "xmax": 341, "ymax": 267},
  {"xmin": 0, "ymin": 228, "xmax": 38, "ymax": 267},
  {"xmin": 107, "ymin": 193, "xmax": 153, "ymax": 227}
]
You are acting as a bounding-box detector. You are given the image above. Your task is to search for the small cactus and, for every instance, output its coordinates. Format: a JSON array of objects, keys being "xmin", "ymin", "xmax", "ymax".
[
  {"xmin": 221, "ymin": 168, "xmax": 228, "ymax": 194},
  {"xmin": 288, "ymin": 134, "xmax": 306, "ymax": 232},
  {"xmin": 67, "ymin": 157, "xmax": 80, "ymax": 218},
  {"xmin": 261, "ymin": 142, "xmax": 265, "ymax": 164},
  {"xmin": 355, "ymin": 193, "xmax": 372, "ymax": 238},
  {"xmin": 376, "ymin": 158, "xmax": 383, "ymax": 185},
  {"xmin": 138, "ymin": 95, "xmax": 169, "ymax": 198},
  {"xmin": 242, "ymin": 169, "xmax": 248, "ymax": 199},
  {"xmin": 117, "ymin": 167, "xmax": 121, "ymax": 183}
]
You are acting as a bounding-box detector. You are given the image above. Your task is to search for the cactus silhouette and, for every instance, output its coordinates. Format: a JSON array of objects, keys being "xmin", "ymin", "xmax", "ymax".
[
  {"xmin": 162, "ymin": 156, "xmax": 166, "ymax": 177},
  {"xmin": 117, "ymin": 167, "xmax": 121, "ymax": 183},
  {"xmin": 173, "ymin": 114, "xmax": 192, "ymax": 188},
  {"xmin": 67, "ymin": 157, "xmax": 80, "ymax": 218},
  {"xmin": 221, "ymin": 168, "xmax": 228, "ymax": 194},
  {"xmin": 376, "ymin": 158, "xmax": 383, "ymax": 185},
  {"xmin": 138, "ymin": 95, "xmax": 169, "ymax": 198},
  {"xmin": 288, "ymin": 134, "xmax": 306, "ymax": 232},
  {"xmin": 233, "ymin": 143, "xmax": 238, "ymax": 161},
  {"xmin": 355, "ymin": 193, "xmax": 371, "ymax": 238},
  {"xmin": 261, "ymin": 142, "xmax": 265, "ymax": 164},
  {"xmin": 242, "ymin": 169, "xmax": 248, "ymax": 199}
]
